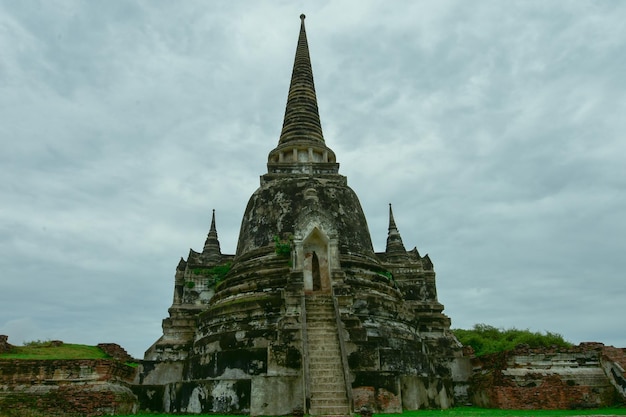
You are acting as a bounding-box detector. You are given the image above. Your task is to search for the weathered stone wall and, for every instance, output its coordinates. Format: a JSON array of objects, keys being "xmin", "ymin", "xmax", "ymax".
[
  {"xmin": 0, "ymin": 335, "xmax": 11, "ymax": 354},
  {"xmin": 97, "ymin": 343, "xmax": 134, "ymax": 363},
  {"xmin": 469, "ymin": 343, "xmax": 625, "ymax": 409},
  {"xmin": 0, "ymin": 359, "xmax": 138, "ymax": 416},
  {"xmin": 601, "ymin": 345, "xmax": 626, "ymax": 400}
]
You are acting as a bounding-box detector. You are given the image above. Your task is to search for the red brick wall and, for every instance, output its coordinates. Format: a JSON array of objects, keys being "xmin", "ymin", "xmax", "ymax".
[
  {"xmin": 469, "ymin": 344, "xmax": 619, "ymax": 409},
  {"xmin": 0, "ymin": 359, "xmax": 137, "ymax": 416},
  {"xmin": 473, "ymin": 372, "xmax": 616, "ymax": 409}
]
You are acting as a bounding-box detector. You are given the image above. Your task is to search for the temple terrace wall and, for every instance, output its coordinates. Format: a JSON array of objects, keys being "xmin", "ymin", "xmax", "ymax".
[
  {"xmin": 469, "ymin": 342, "xmax": 626, "ymax": 409},
  {"xmin": 0, "ymin": 357, "xmax": 137, "ymax": 416}
]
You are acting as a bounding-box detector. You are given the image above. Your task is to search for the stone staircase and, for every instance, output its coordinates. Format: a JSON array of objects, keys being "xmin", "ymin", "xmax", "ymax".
[{"xmin": 305, "ymin": 294, "xmax": 351, "ymax": 416}]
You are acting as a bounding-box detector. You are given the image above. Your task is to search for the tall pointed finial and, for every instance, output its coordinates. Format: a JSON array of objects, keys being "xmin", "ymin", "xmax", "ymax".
[
  {"xmin": 203, "ymin": 209, "xmax": 222, "ymax": 262},
  {"xmin": 386, "ymin": 204, "xmax": 407, "ymax": 260},
  {"xmin": 278, "ymin": 13, "xmax": 324, "ymax": 145}
]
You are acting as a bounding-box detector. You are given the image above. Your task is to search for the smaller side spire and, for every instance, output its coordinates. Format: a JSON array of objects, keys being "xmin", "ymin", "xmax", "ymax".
[
  {"xmin": 202, "ymin": 209, "xmax": 222, "ymax": 263},
  {"xmin": 386, "ymin": 204, "xmax": 407, "ymax": 261}
]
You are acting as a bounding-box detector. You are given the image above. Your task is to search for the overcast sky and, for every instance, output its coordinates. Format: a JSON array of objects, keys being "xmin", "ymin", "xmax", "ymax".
[{"xmin": 1, "ymin": 1, "xmax": 625, "ymax": 359}]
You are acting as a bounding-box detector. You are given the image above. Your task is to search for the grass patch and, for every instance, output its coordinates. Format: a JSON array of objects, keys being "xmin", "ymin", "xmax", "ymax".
[
  {"xmin": 114, "ymin": 407, "xmax": 626, "ymax": 417},
  {"xmin": 0, "ymin": 342, "xmax": 109, "ymax": 360},
  {"xmin": 377, "ymin": 407, "xmax": 626, "ymax": 417}
]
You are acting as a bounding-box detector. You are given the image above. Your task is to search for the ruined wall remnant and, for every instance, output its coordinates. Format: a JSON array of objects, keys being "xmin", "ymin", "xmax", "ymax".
[
  {"xmin": 97, "ymin": 343, "xmax": 134, "ymax": 364},
  {"xmin": 469, "ymin": 343, "xmax": 626, "ymax": 409},
  {"xmin": 0, "ymin": 335, "xmax": 11, "ymax": 354},
  {"xmin": 0, "ymin": 357, "xmax": 138, "ymax": 416}
]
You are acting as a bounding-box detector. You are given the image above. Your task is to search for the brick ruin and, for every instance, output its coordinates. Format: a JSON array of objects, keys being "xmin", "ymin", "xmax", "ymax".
[
  {"xmin": 0, "ymin": 335, "xmax": 12, "ymax": 354},
  {"xmin": 470, "ymin": 343, "xmax": 626, "ymax": 409},
  {"xmin": 0, "ymin": 338, "xmax": 137, "ymax": 417},
  {"xmin": 134, "ymin": 15, "xmax": 470, "ymax": 416}
]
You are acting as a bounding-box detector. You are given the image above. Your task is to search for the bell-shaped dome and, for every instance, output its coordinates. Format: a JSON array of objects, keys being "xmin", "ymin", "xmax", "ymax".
[{"xmin": 236, "ymin": 176, "xmax": 376, "ymax": 259}]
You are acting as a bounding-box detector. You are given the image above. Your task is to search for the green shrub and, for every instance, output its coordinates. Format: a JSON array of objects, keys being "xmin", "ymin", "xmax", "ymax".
[
  {"xmin": 22, "ymin": 339, "xmax": 52, "ymax": 347},
  {"xmin": 192, "ymin": 262, "xmax": 232, "ymax": 287},
  {"xmin": 452, "ymin": 323, "xmax": 572, "ymax": 356},
  {"xmin": 273, "ymin": 235, "xmax": 292, "ymax": 257}
]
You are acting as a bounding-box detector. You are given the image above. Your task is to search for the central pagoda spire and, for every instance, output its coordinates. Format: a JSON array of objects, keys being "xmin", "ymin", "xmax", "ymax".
[
  {"xmin": 267, "ymin": 15, "xmax": 337, "ymax": 175},
  {"xmin": 279, "ymin": 14, "xmax": 324, "ymax": 145}
]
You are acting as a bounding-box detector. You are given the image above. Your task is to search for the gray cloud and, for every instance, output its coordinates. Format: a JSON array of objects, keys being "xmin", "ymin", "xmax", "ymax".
[{"xmin": 1, "ymin": 1, "xmax": 625, "ymax": 357}]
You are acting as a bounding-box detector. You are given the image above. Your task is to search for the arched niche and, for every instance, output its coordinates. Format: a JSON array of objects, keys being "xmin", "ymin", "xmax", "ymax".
[
  {"xmin": 292, "ymin": 208, "xmax": 341, "ymax": 293},
  {"xmin": 302, "ymin": 227, "xmax": 331, "ymax": 293}
]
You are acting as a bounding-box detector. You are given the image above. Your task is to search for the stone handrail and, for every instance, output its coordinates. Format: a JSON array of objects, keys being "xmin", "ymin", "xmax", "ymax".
[
  {"xmin": 300, "ymin": 295, "xmax": 311, "ymax": 412},
  {"xmin": 331, "ymin": 282, "xmax": 353, "ymax": 412}
]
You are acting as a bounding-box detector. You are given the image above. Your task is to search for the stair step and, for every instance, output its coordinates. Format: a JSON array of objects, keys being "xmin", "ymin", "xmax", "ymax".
[
  {"xmin": 309, "ymin": 367, "xmax": 342, "ymax": 373},
  {"xmin": 308, "ymin": 360, "xmax": 342, "ymax": 368},
  {"xmin": 309, "ymin": 342, "xmax": 340, "ymax": 349},
  {"xmin": 310, "ymin": 412, "xmax": 351, "ymax": 417},
  {"xmin": 309, "ymin": 354, "xmax": 341, "ymax": 361},
  {"xmin": 308, "ymin": 331, "xmax": 337, "ymax": 335},
  {"xmin": 306, "ymin": 321, "xmax": 337, "ymax": 330},
  {"xmin": 310, "ymin": 375, "xmax": 343, "ymax": 380},
  {"xmin": 310, "ymin": 376, "xmax": 345, "ymax": 384},
  {"xmin": 308, "ymin": 333, "xmax": 339, "ymax": 339},
  {"xmin": 308, "ymin": 342, "xmax": 339, "ymax": 348},
  {"xmin": 308, "ymin": 358, "xmax": 341, "ymax": 365},
  {"xmin": 308, "ymin": 336, "xmax": 340, "ymax": 342},
  {"xmin": 307, "ymin": 317, "xmax": 334, "ymax": 322},
  {"xmin": 308, "ymin": 352, "xmax": 342, "ymax": 359},
  {"xmin": 308, "ymin": 344, "xmax": 340, "ymax": 351},
  {"xmin": 311, "ymin": 395, "xmax": 349, "ymax": 403},
  {"xmin": 310, "ymin": 368, "xmax": 343, "ymax": 374},
  {"xmin": 309, "ymin": 351, "xmax": 341, "ymax": 357},
  {"xmin": 307, "ymin": 329, "xmax": 338, "ymax": 336},
  {"xmin": 307, "ymin": 323, "xmax": 337, "ymax": 329},
  {"xmin": 310, "ymin": 400, "xmax": 350, "ymax": 408},
  {"xmin": 309, "ymin": 368, "xmax": 343, "ymax": 374},
  {"xmin": 308, "ymin": 358, "xmax": 342, "ymax": 366},
  {"xmin": 309, "ymin": 361, "xmax": 343, "ymax": 368},
  {"xmin": 308, "ymin": 339, "xmax": 338, "ymax": 343},
  {"xmin": 308, "ymin": 334, "xmax": 338, "ymax": 339},
  {"xmin": 310, "ymin": 374, "xmax": 344, "ymax": 379},
  {"xmin": 309, "ymin": 405, "xmax": 351, "ymax": 414},
  {"xmin": 310, "ymin": 384, "xmax": 346, "ymax": 392}
]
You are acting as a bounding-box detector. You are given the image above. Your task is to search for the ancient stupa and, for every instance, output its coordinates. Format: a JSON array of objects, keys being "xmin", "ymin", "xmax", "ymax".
[{"xmin": 135, "ymin": 15, "xmax": 469, "ymax": 416}]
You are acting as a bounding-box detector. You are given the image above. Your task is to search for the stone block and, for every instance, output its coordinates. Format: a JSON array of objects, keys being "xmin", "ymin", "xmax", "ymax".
[{"xmin": 250, "ymin": 375, "xmax": 303, "ymax": 415}]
